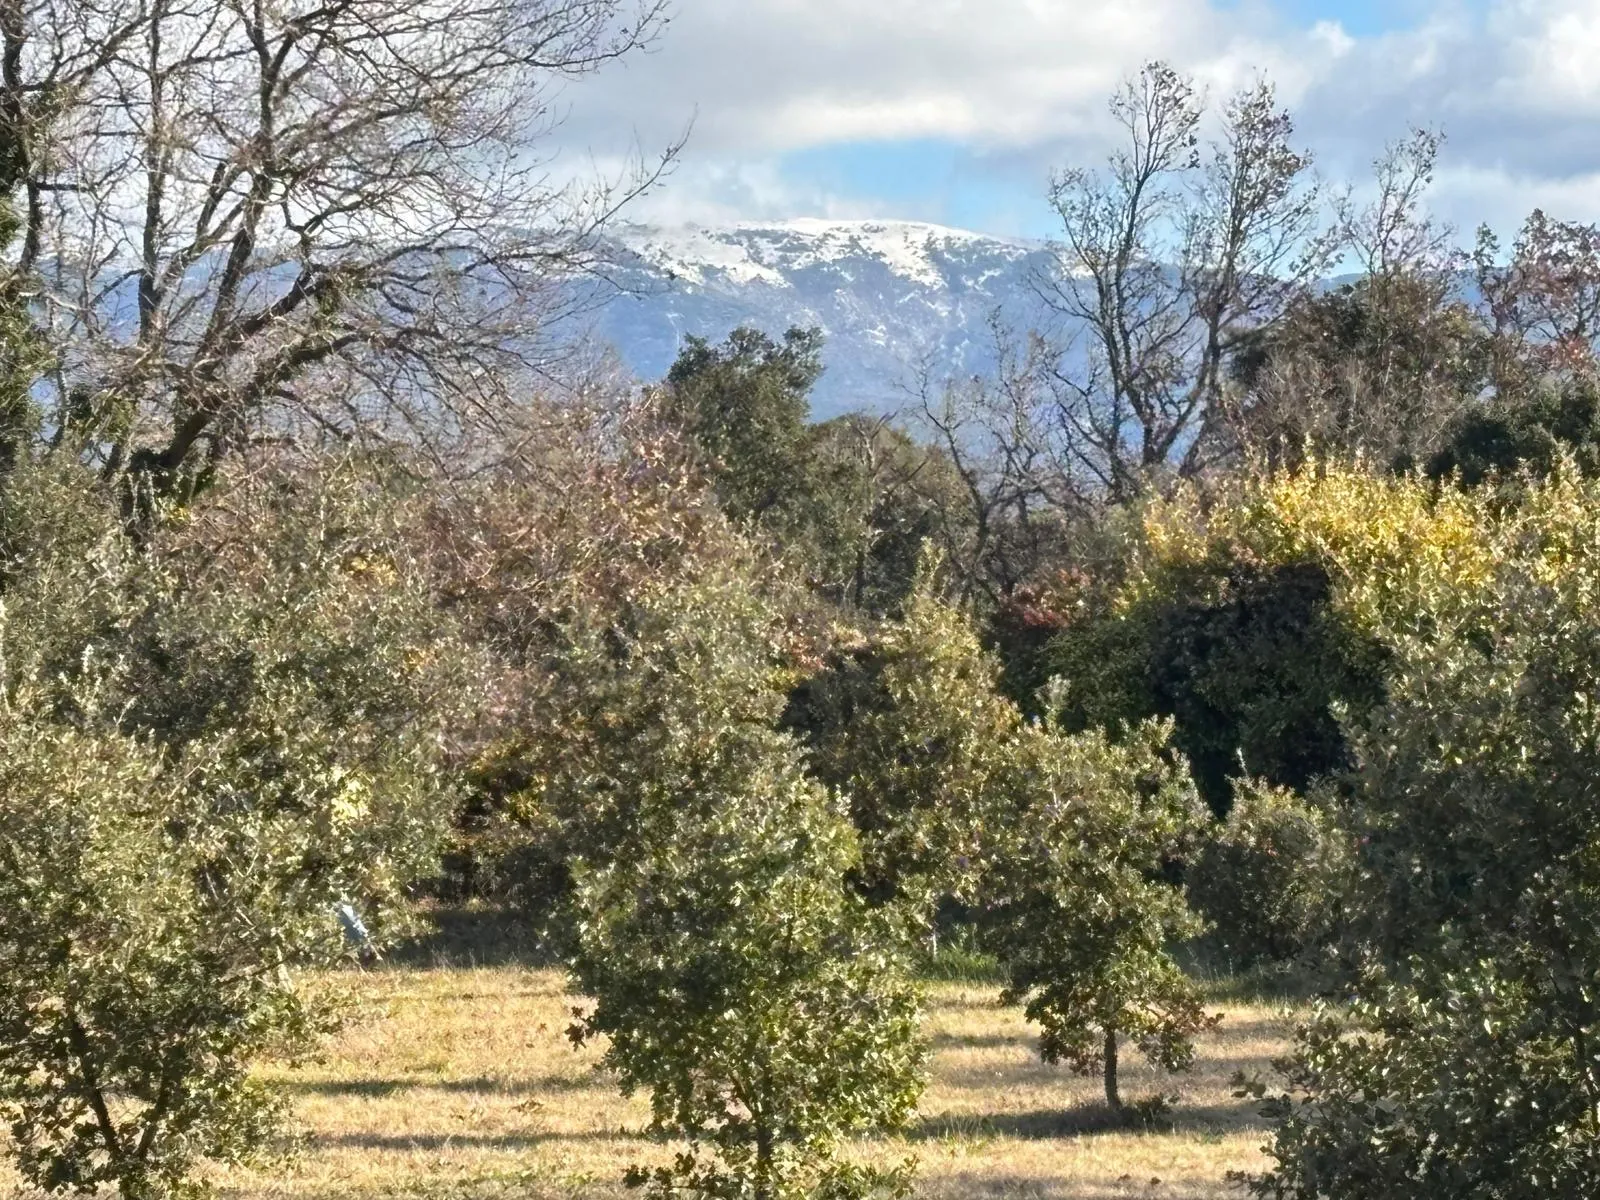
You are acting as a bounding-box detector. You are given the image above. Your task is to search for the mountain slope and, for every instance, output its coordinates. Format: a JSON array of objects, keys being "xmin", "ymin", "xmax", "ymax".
[{"xmin": 589, "ymin": 220, "xmax": 1059, "ymax": 419}]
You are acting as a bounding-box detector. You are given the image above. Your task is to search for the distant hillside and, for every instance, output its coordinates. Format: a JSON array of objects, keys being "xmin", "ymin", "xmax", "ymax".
[{"xmin": 589, "ymin": 220, "xmax": 1060, "ymax": 419}]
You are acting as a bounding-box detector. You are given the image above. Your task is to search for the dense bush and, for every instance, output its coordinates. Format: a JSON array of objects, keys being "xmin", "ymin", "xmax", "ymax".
[
  {"xmin": 569, "ymin": 754, "xmax": 924, "ymax": 1200},
  {"xmin": 0, "ymin": 700, "xmax": 312, "ymax": 1200},
  {"xmin": 1428, "ymin": 378, "xmax": 1600, "ymax": 487},
  {"xmin": 787, "ymin": 574, "xmax": 1016, "ymax": 917},
  {"xmin": 1048, "ymin": 465, "xmax": 1492, "ymax": 812},
  {"xmin": 1243, "ymin": 965, "xmax": 1600, "ymax": 1199},
  {"xmin": 1186, "ymin": 779, "xmax": 1351, "ymax": 969},
  {"xmin": 0, "ymin": 460, "xmax": 468, "ymax": 1198},
  {"xmin": 1246, "ymin": 467, "xmax": 1600, "ymax": 1195}
]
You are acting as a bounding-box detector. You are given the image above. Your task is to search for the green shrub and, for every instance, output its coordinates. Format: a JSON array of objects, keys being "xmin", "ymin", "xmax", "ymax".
[
  {"xmin": 1247, "ymin": 466, "xmax": 1600, "ymax": 1196},
  {"xmin": 786, "ymin": 574, "xmax": 1016, "ymax": 918},
  {"xmin": 0, "ymin": 459, "xmax": 466, "ymax": 1198},
  {"xmin": 1242, "ymin": 965, "xmax": 1600, "ymax": 1199},
  {"xmin": 1187, "ymin": 779, "xmax": 1351, "ymax": 969},
  {"xmin": 569, "ymin": 758, "xmax": 924, "ymax": 1200},
  {"xmin": 1428, "ymin": 377, "xmax": 1600, "ymax": 487},
  {"xmin": 564, "ymin": 572, "xmax": 926, "ymax": 1200}
]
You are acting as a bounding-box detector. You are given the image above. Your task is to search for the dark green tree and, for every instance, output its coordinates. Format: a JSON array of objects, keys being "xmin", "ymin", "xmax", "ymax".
[
  {"xmin": 1048, "ymin": 554, "xmax": 1387, "ymax": 817},
  {"xmin": 981, "ymin": 717, "xmax": 1215, "ymax": 1115},
  {"xmin": 564, "ymin": 568, "xmax": 926, "ymax": 1200},
  {"xmin": 665, "ymin": 326, "xmax": 826, "ymax": 532},
  {"xmin": 0, "ymin": 459, "xmax": 468, "ymax": 1199},
  {"xmin": 664, "ymin": 328, "xmax": 960, "ymax": 608},
  {"xmin": 1428, "ymin": 378, "xmax": 1600, "ymax": 487}
]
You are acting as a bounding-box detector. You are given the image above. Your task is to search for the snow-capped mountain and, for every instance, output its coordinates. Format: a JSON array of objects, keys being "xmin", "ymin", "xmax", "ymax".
[{"xmin": 588, "ymin": 220, "xmax": 1059, "ymax": 419}]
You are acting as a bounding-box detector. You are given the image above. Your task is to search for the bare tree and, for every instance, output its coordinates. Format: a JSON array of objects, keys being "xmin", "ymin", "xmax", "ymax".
[
  {"xmin": 1227, "ymin": 130, "xmax": 1487, "ymax": 468},
  {"xmin": 912, "ymin": 319, "xmax": 1081, "ymax": 604},
  {"xmin": 1042, "ymin": 63, "xmax": 1333, "ymax": 498},
  {"xmin": 0, "ymin": 0, "xmax": 675, "ymax": 497},
  {"xmin": 1477, "ymin": 208, "xmax": 1600, "ymax": 387},
  {"xmin": 1343, "ymin": 129, "xmax": 1456, "ymax": 280}
]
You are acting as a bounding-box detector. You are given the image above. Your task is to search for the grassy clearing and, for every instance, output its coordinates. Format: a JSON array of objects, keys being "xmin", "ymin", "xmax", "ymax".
[
  {"xmin": 0, "ymin": 915, "xmax": 1296, "ymax": 1200},
  {"xmin": 186, "ymin": 951, "xmax": 1295, "ymax": 1200}
]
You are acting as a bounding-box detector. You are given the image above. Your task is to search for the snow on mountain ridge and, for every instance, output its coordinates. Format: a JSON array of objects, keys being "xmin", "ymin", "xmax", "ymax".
[
  {"xmin": 588, "ymin": 220, "xmax": 1060, "ymax": 418},
  {"xmin": 617, "ymin": 219, "xmax": 1041, "ymax": 291}
]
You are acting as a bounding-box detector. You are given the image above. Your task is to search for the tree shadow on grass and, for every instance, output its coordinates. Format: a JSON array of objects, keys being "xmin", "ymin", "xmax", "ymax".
[
  {"xmin": 928, "ymin": 1170, "xmax": 1224, "ymax": 1200},
  {"xmin": 911, "ymin": 1097, "xmax": 1269, "ymax": 1142},
  {"xmin": 285, "ymin": 1073, "xmax": 605, "ymax": 1098},
  {"xmin": 308, "ymin": 1128, "xmax": 622, "ymax": 1152},
  {"xmin": 930, "ymin": 1031, "xmax": 1027, "ymax": 1051},
  {"xmin": 384, "ymin": 905, "xmax": 559, "ymax": 970}
]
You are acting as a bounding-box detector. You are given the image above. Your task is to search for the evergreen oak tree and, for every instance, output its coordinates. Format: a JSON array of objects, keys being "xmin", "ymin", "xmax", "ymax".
[{"xmin": 563, "ymin": 568, "xmax": 926, "ymax": 1200}]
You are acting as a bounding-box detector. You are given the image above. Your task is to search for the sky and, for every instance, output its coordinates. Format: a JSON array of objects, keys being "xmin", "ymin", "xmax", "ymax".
[{"xmin": 554, "ymin": 0, "xmax": 1600, "ymax": 242}]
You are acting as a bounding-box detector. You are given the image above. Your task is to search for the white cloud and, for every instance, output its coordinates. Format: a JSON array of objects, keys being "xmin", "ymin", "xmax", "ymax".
[
  {"xmin": 1309, "ymin": 20, "xmax": 1356, "ymax": 58},
  {"xmin": 1499, "ymin": 0, "xmax": 1600, "ymax": 113},
  {"xmin": 619, "ymin": 158, "xmax": 883, "ymax": 227},
  {"xmin": 550, "ymin": 0, "xmax": 1600, "ymax": 235},
  {"xmin": 559, "ymin": 0, "xmax": 1292, "ymax": 155}
]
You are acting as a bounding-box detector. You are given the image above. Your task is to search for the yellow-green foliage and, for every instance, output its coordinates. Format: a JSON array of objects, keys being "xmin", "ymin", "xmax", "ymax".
[
  {"xmin": 1243, "ymin": 465, "xmax": 1600, "ymax": 1198},
  {"xmin": 1129, "ymin": 462, "xmax": 1494, "ymax": 641},
  {"xmin": 1048, "ymin": 462, "xmax": 1588, "ymax": 815},
  {"xmin": 1129, "ymin": 458, "xmax": 1600, "ymax": 658}
]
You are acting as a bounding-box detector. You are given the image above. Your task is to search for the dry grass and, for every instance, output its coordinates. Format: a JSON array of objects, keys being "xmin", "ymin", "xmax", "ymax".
[{"xmin": 186, "ymin": 958, "xmax": 1296, "ymax": 1200}]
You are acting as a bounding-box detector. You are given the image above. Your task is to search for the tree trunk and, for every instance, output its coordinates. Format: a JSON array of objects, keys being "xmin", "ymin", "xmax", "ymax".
[
  {"xmin": 754, "ymin": 1120, "xmax": 774, "ymax": 1200},
  {"xmin": 1103, "ymin": 1027, "xmax": 1121, "ymax": 1112}
]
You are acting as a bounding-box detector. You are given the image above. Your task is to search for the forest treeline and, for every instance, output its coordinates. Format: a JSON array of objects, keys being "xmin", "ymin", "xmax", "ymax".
[{"xmin": 0, "ymin": 4, "xmax": 1599, "ymax": 1196}]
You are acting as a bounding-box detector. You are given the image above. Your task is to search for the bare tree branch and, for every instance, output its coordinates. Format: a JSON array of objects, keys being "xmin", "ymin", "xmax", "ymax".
[{"xmin": 0, "ymin": 0, "xmax": 679, "ymax": 497}]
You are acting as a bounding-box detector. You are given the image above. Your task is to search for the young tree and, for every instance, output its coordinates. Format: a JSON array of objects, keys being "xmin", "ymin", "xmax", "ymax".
[
  {"xmin": 570, "ymin": 764, "xmax": 925, "ymax": 1200},
  {"xmin": 0, "ymin": 0, "xmax": 672, "ymax": 497},
  {"xmin": 0, "ymin": 705, "xmax": 310, "ymax": 1200},
  {"xmin": 981, "ymin": 718, "xmax": 1215, "ymax": 1115},
  {"xmin": 795, "ymin": 580, "xmax": 1216, "ymax": 1115},
  {"xmin": 563, "ymin": 570, "xmax": 926, "ymax": 1200}
]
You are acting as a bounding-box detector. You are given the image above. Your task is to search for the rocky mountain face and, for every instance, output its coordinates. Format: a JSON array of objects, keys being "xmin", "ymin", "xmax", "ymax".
[{"xmin": 586, "ymin": 220, "xmax": 1061, "ymax": 419}]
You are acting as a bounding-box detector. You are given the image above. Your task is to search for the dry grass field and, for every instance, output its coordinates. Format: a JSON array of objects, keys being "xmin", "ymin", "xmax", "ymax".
[
  {"xmin": 194, "ymin": 926, "xmax": 1297, "ymax": 1200},
  {"xmin": 0, "ymin": 917, "xmax": 1299, "ymax": 1200}
]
